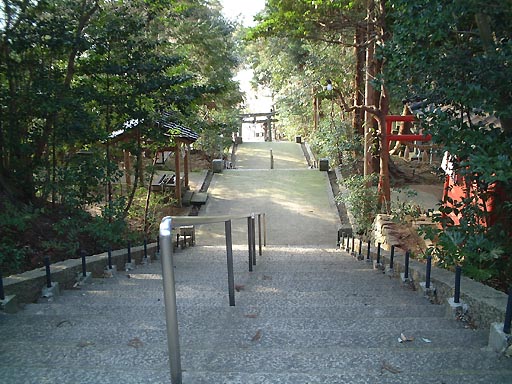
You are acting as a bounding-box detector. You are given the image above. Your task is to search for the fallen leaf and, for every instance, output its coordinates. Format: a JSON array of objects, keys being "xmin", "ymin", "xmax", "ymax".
[
  {"xmin": 77, "ymin": 341, "xmax": 94, "ymax": 348},
  {"xmin": 235, "ymin": 284, "xmax": 245, "ymax": 292},
  {"xmin": 128, "ymin": 337, "xmax": 144, "ymax": 349},
  {"xmin": 251, "ymin": 329, "xmax": 262, "ymax": 342},
  {"xmin": 399, "ymin": 333, "xmax": 414, "ymax": 343},
  {"xmin": 421, "ymin": 338, "xmax": 432, "ymax": 343},
  {"xmin": 262, "ymin": 275, "xmax": 272, "ymax": 280},
  {"xmin": 381, "ymin": 360, "xmax": 402, "ymax": 374},
  {"xmin": 244, "ymin": 314, "xmax": 258, "ymax": 318},
  {"xmin": 56, "ymin": 320, "xmax": 73, "ymax": 328}
]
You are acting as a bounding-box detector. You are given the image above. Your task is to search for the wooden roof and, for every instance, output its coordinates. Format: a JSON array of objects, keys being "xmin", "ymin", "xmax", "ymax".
[{"xmin": 110, "ymin": 112, "xmax": 199, "ymax": 144}]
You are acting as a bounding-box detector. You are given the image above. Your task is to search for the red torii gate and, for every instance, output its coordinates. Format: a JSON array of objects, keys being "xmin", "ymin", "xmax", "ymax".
[{"xmin": 379, "ymin": 115, "xmax": 432, "ymax": 205}]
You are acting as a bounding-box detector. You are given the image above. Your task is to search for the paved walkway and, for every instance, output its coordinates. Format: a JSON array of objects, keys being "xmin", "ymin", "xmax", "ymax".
[{"xmin": 196, "ymin": 141, "xmax": 340, "ymax": 246}]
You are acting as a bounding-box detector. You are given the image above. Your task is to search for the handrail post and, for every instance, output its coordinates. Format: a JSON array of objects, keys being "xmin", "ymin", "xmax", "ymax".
[
  {"xmin": 263, "ymin": 213, "xmax": 267, "ymax": 246},
  {"xmin": 258, "ymin": 214, "xmax": 262, "ymax": 256},
  {"xmin": 251, "ymin": 213, "xmax": 256, "ymax": 266},
  {"xmin": 247, "ymin": 216, "xmax": 253, "ymax": 272},
  {"xmin": 225, "ymin": 220, "xmax": 235, "ymax": 306},
  {"xmin": 159, "ymin": 217, "xmax": 182, "ymax": 384}
]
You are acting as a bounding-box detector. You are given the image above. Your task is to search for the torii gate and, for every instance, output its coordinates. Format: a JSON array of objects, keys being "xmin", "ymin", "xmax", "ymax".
[
  {"xmin": 239, "ymin": 111, "xmax": 278, "ymax": 142},
  {"xmin": 379, "ymin": 115, "xmax": 432, "ymax": 205}
]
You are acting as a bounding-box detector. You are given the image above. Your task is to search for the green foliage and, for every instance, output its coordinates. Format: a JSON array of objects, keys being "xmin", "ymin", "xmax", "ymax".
[
  {"xmin": 389, "ymin": 188, "xmax": 421, "ymax": 223},
  {"xmin": 337, "ymin": 174, "xmax": 380, "ymax": 236},
  {"xmin": 385, "ymin": 0, "xmax": 512, "ymax": 288},
  {"xmin": 126, "ymin": 187, "xmax": 175, "ymax": 236},
  {"xmin": 311, "ymin": 118, "xmax": 362, "ymax": 168},
  {"xmin": 0, "ymin": 202, "xmax": 37, "ymax": 275}
]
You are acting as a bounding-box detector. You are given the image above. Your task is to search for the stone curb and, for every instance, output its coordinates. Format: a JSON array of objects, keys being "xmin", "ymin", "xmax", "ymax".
[{"xmin": 2, "ymin": 243, "xmax": 158, "ymax": 306}]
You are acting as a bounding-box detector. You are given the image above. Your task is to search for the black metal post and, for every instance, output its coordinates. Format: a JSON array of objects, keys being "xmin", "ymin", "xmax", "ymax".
[
  {"xmin": 157, "ymin": 236, "xmax": 160, "ymax": 253},
  {"xmin": 225, "ymin": 220, "xmax": 235, "ymax": 306},
  {"xmin": 108, "ymin": 247, "xmax": 113, "ymax": 270},
  {"xmin": 144, "ymin": 238, "xmax": 148, "ymax": 259},
  {"xmin": 454, "ymin": 266, "xmax": 462, "ymax": 304},
  {"xmin": 367, "ymin": 240, "xmax": 371, "ymax": 261},
  {"xmin": 389, "ymin": 245, "xmax": 395, "ymax": 269},
  {"xmin": 44, "ymin": 256, "xmax": 52, "ymax": 288},
  {"xmin": 247, "ymin": 217, "xmax": 253, "ymax": 272},
  {"xmin": 346, "ymin": 234, "xmax": 351, "ymax": 252},
  {"xmin": 0, "ymin": 270, "xmax": 5, "ymax": 301},
  {"xmin": 425, "ymin": 256, "xmax": 432, "ymax": 289},
  {"xmin": 351, "ymin": 235, "xmax": 355, "ymax": 255},
  {"xmin": 404, "ymin": 251, "xmax": 410, "ymax": 279},
  {"xmin": 503, "ymin": 288, "xmax": 512, "ymax": 334},
  {"xmin": 251, "ymin": 215, "xmax": 256, "ymax": 266},
  {"xmin": 337, "ymin": 230, "xmax": 341, "ymax": 247},
  {"xmin": 377, "ymin": 243, "xmax": 381, "ymax": 264},
  {"xmin": 127, "ymin": 241, "xmax": 132, "ymax": 264},
  {"xmin": 258, "ymin": 214, "xmax": 262, "ymax": 256},
  {"xmin": 358, "ymin": 238, "xmax": 362, "ymax": 258},
  {"xmin": 341, "ymin": 232, "xmax": 345, "ymax": 249},
  {"xmin": 81, "ymin": 250, "xmax": 87, "ymax": 277}
]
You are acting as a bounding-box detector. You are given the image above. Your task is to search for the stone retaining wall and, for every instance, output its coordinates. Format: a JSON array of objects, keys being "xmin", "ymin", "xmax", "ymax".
[
  {"xmin": 3, "ymin": 243, "xmax": 158, "ymax": 305},
  {"xmin": 373, "ymin": 213, "xmax": 508, "ymax": 330}
]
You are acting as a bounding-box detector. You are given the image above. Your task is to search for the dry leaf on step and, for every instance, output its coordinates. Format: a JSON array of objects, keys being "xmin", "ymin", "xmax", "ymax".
[
  {"xmin": 398, "ymin": 333, "xmax": 414, "ymax": 343},
  {"xmin": 381, "ymin": 360, "xmax": 402, "ymax": 374},
  {"xmin": 251, "ymin": 329, "xmax": 262, "ymax": 342},
  {"xmin": 128, "ymin": 337, "xmax": 144, "ymax": 349}
]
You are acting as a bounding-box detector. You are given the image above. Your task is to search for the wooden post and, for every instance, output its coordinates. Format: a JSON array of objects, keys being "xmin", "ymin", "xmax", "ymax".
[
  {"xmin": 174, "ymin": 141, "xmax": 181, "ymax": 206},
  {"xmin": 184, "ymin": 143, "xmax": 190, "ymax": 189},
  {"xmin": 124, "ymin": 149, "xmax": 131, "ymax": 186}
]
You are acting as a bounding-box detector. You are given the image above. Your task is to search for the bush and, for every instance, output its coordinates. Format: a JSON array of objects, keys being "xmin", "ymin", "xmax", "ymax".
[{"xmin": 337, "ymin": 174, "xmax": 380, "ymax": 236}]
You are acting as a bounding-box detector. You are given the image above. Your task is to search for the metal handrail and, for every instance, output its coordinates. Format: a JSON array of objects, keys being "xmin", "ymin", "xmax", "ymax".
[{"xmin": 159, "ymin": 212, "xmax": 266, "ymax": 384}]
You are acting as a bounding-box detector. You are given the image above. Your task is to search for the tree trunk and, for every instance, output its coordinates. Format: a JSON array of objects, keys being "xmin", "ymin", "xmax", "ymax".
[
  {"xmin": 143, "ymin": 153, "xmax": 158, "ymax": 237},
  {"xmin": 364, "ymin": 0, "xmax": 377, "ymax": 177},
  {"xmin": 353, "ymin": 24, "xmax": 366, "ymax": 137}
]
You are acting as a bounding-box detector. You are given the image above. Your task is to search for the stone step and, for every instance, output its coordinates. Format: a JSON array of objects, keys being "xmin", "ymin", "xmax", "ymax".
[
  {"xmin": 1, "ymin": 309, "xmax": 476, "ymax": 351},
  {"xmin": 21, "ymin": 301, "xmax": 447, "ymax": 319},
  {"xmin": 0, "ymin": 342, "xmax": 509, "ymax": 383},
  {"xmin": 0, "ymin": 316, "xmax": 487, "ymax": 349},
  {"xmin": 0, "ymin": 365, "xmax": 510, "ymax": 384}
]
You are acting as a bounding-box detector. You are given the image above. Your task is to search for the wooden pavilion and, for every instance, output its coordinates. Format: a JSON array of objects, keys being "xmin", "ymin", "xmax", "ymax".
[{"xmin": 110, "ymin": 112, "xmax": 199, "ymax": 206}]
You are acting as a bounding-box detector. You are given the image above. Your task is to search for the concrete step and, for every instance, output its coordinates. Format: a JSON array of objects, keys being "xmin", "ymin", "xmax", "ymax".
[
  {"xmin": 0, "ymin": 314, "xmax": 487, "ymax": 349},
  {"xmin": 21, "ymin": 301, "xmax": 448, "ymax": 319},
  {"xmin": 0, "ymin": 342, "xmax": 510, "ymax": 383}
]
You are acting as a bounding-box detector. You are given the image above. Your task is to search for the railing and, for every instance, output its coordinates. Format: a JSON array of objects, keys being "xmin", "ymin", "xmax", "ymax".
[
  {"xmin": 339, "ymin": 232, "xmax": 512, "ymax": 349},
  {"xmin": 159, "ymin": 212, "xmax": 266, "ymax": 384}
]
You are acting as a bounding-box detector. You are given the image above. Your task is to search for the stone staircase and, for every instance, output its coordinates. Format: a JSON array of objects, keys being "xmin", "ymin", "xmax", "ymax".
[{"xmin": 1, "ymin": 243, "xmax": 511, "ymax": 383}]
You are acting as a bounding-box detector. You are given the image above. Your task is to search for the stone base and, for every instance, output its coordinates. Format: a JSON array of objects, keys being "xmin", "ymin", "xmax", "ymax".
[
  {"xmin": 125, "ymin": 262, "xmax": 135, "ymax": 271},
  {"xmin": 141, "ymin": 256, "xmax": 152, "ymax": 266},
  {"xmin": 419, "ymin": 282, "xmax": 436, "ymax": 297},
  {"xmin": 446, "ymin": 297, "xmax": 469, "ymax": 318},
  {"xmin": 41, "ymin": 282, "xmax": 60, "ymax": 298},
  {"xmin": 212, "ymin": 159, "xmax": 223, "ymax": 173},
  {"xmin": 488, "ymin": 322, "xmax": 512, "ymax": 353},
  {"xmin": 0, "ymin": 295, "xmax": 17, "ymax": 313},
  {"xmin": 75, "ymin": 272, "xmax": 92, "ymax": 285},
  {"xmin": 104, "ymin": 265, "xmax": 117, "ymax": 278},
  {"xmin": 373, "ymin": 261, "xmax": 384, "ymax": 271},
  {"xmin": 400, "ymin": 273, "xmax": 411, "ymax": 283}
]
